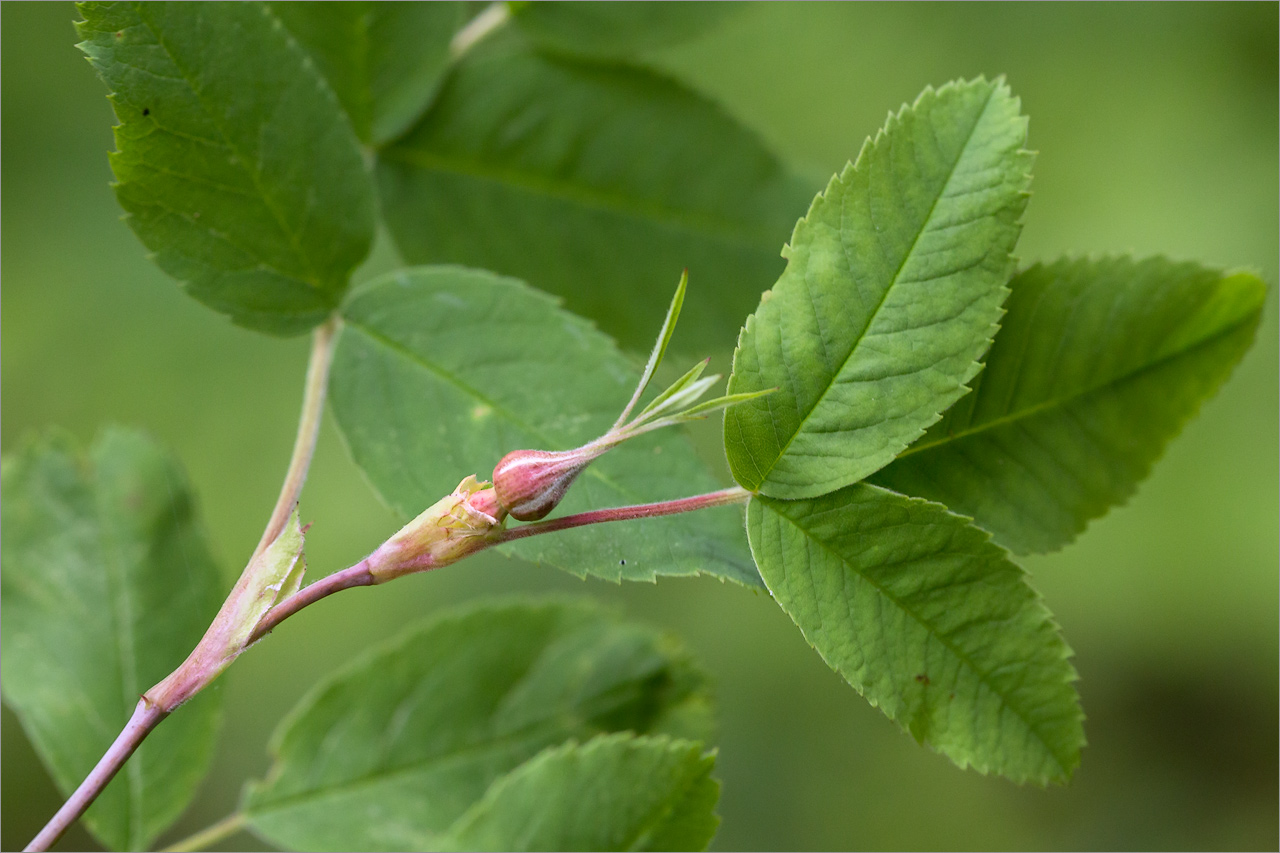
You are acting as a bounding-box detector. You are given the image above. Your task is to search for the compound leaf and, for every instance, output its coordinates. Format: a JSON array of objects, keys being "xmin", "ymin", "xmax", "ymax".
[
  {"xmin": 444, "ymin": 734, "xmax": 720, "ymax": 852},
  {"xmin": 331, "ymin": 266, "xmax": 760, "ymax": 587},
  {"xmin": 725, "ymin": 77, "xmax": 1031, "ymax": 498},
  {"xmin": 0, "ymin": 428, "xmax": 223, "ymax": 850},
  {"xmin": 376, "ymin": 40, "xmax": 811, "ymax": 351},
  {"xmin": 871, "ymin": 256, "xmax": 1267, "ymax": 553},
  {"xmin": 77, "ymin": 1, "xmax": 375, "ymax": 335},
  {"xmin": 243, "ymin": 598, "xmax": 714, "ymax": 851},
  {"xmin": 509, "ymin": 0, "xmax": 743, "ymax": 59},
  {"xmin": 747, "ymin": 484, "xmax": 1082, "ymax": 784},
  {"xmin": 269, "ymin": 1, "xmax": 465, "ymax": 145}
]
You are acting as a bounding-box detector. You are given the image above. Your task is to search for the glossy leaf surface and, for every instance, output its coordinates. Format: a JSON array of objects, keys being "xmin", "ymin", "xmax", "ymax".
[
  {"xmin": 330, "ymin": 266, "xmax": 760, "ymax": 586},
  {"xmin": 243, "ymin": 598, "xmax": 714, "ymax": 851},
  {"xmin": 0, "ymin": 428, "xmax": 223, "ymax": 850},
  {"xmin": 872, "ymin": 256, "xmax": 1268, "ymax": 553},
  {"xmin": 77, "ymin": 1, "xmax": 375, "ymax": 335},
  {"xmin": 725, "ymin": 78, "xmax": 1031, "ymax": 498},
  {"xmin": 747, "ymin": 484, "xmax": 1082, "ymax": 784},
  {"xmin": 377, "ymin": 41, "xmax": 811, "ymax": 350},
  {"xmin": 445, "ymin": 734, "xmax": 720, "ymax": 852},
  {"xmin": 269, "ymin": 1, "xmax": 465, "ymax": 145}
]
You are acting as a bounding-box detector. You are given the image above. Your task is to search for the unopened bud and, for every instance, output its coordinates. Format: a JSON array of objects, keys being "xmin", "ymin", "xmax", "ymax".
[
  {"xmin": 368, "ymin": 475, "xmax": 503, "ymax": 582},
  {"xmin": 493, "ymin": 444, "xmax": 609, "ymax": 521}
]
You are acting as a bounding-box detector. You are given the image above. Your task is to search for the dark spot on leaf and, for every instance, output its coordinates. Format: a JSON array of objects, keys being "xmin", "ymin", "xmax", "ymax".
[
  {"xmin": 619, "ymin": 559, "xmax": 626, "ymax": 565},
  {"xmin": 949, "ymin": 692, "xmax": 956, "ymax": 700},
  {"xmin": 142, "ymin": 108, "xmax": 150, "ymax": 116},
  {"xmin": 915, "ymin": 673, "xmax": 930, "ymax": 685},
  {"xmin": 115, "ymin": 30, "xmax": 123, "ymax": 37}
]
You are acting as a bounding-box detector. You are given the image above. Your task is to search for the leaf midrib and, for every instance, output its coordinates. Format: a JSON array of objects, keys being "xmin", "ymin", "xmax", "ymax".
[
  {"xmin": 377, "ymin": 144, "xmax": 783, "ymax": 248},
  {"xmin": 756, "ymin": 85, "xmax": 1001, "ymax": 484},
  {"xmin": 892, "ymin": 306, "xmax": 1261, "ymax": 460},
  {"xmin": 761, "ymin": 493, "xmax": 1073, "ymax": 777}
]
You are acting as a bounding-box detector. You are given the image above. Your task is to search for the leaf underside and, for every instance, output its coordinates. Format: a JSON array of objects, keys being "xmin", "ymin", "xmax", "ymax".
[
  {"xmin": 0, "ymin": 428, "xmax": 223, "ymax": 850},
  {"xmin": 725, "ymin": 76, "xmax": 1032, "ymax": 499},
  {"xmin": 330, "ymin": 266, "xmax": 760, "ymax": 586},
  {"xmin": 444, "ymin": 733, "xmax": 721, "ymax": 852},
  {"xmin": 872, "ymin": 255, "xmax": 1268, "ymax": 553},
  {"xmin": 243, "ymin": 598, "xmax": 715, "ymax": 851},
  {"xmin": 748, "ymin": 485, "xmax": 1083, "ymax": 784},
  {"xmin": 76, "ymin": 1, "xmax": 375, "ymax": 335},
  {"xmin": 376, "ymin": 38, "xmax": 812, "ymax": 351}
]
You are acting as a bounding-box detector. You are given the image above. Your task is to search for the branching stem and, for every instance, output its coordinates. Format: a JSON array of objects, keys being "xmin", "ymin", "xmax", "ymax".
[
  {"xmin": 25, "ymin": 306, "xmax": 749, "ymax": 850},
  {"xmin": 25, "ymin": 317, "xmax": 340, "ymax": 853}
]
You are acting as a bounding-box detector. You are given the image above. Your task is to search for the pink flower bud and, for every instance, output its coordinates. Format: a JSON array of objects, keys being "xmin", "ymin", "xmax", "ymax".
[
  {"xmin": 465, "ymin": 485, "xmax": 506, "ymax": 522},
  {"xmin": 492, "ymin": 444, "xmax": 608, "ymax": 521}
]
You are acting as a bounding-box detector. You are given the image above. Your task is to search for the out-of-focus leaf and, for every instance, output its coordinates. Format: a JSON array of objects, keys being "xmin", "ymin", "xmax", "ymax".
[
  {"xmin": 269, "ymin": 1, "xmax": 465, "ymax": 145},
  {"xmin": 242, "ymin": 598, "xmax": 714, "ymax": 851},
  {"xmin": 376, "ymin": 41, "xmax": 812, "ymax": 351},
  {"xmin": 0, "ymin": 427, "xmax": 222, "ymax": 850},
  {"xmin": 725, "ymin": 78, "xmax": 1031, "ymax": 498},
  {"xmin": 747, "ymin": 484, "xmax": 1082, "ymax": 784},
  {"xmin": 76, "ymin": 1, "xmax": 375, "ymax": 335},
  {"xmin": 444, "ymin": 733, "xmax": 720, "ymax": 852},
  {"xmin": 330, "ymin": 266, "xmax": 760, "ymax": 586},
  {"xmin": 509, "ymin": 1, "xmax": 743, "ymax": 59},
  {"xmin": 872, "ymin": 256, "xmax": 1267, "ymax": 553}
]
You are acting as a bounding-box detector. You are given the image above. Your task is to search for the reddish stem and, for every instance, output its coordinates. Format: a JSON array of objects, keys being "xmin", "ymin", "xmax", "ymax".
[
  {"xmin": 492, "ymin": 486, "xmax": 751, "ymax": 544},
  {"xmin": 24, "ymin": 700, "xmax": 167, "ymax": 852},
  {"xmin": 248, "ymin": 559, "xmax": 376, "ymax": 644}
]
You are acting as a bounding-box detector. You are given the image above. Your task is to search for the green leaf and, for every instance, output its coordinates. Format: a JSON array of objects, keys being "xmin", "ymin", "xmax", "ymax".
[
  {"xmin": 376, "ymin": 40, "xmax": 812, "ymax": 350},
  {"xmin": 444, "ymin": 734, "xmax": 720, "ymax": 852},
  {"xmin": 242, "ymin": 597, "xmax": 715, "ymax": 852},
  {"xmin": 509, "ymin": 0, "xmax": 743, "ymax": 59},
  {"xmin": 724, "ymin": 77, "xmax": 1032, "ymax": 499},
  {"xmin": 871, "ymin": 256, "xmax": 1268, "ymax": 554},
  {"xmin": 747, "ymin": 484, "xmax": 1082, "ymax": 784},
  {"xmin": 269, "ymin": 1, "xmax": 466, "ymax": 145},
  {"xmin": 76, "ymin": 1, "xmax": 376, "ymax": 335},
  {"xmin": 331, "ymin": 266, "xmax": 760, "ymax": 586},
  {"xmin": 0, "ymin": 427, "xmax": 223, "ymax": 850}
]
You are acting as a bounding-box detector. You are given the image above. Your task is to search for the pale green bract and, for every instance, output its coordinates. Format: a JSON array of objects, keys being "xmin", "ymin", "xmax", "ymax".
[
  {"xmin": 268, "ymin": 1, "xmax": 465, "ymax": 145},
  {"xmin": 872, "ymin": 256, "xmax": 1267, "ymax": 553},
  {"xmin": 725, "ymin": 77, "xmax": 1032, "ymax": 499},
  {"xmin": 76, "ymin": 1, "xmax": 375, "ymax": 335},
  {"xmin": 330, "ymin": 266, "xmax": 760, "ymax": 586},
  {"xmin": 442, "ymin": 734, "xmax": 720, "ymax": 852},
  {"xmin": 747, "ymin": 484, "xmax": 1082, "ymax": 784},
  {"xmin": 377, "ymin": 39, "xmax": 812, "ymax": 351},
  {"xmin": 243, "ymin": 598, "xmax": 715, "ymax": 852},
  {"xmin": 0, "ymin": 428, "xmax": 223, "ymax": 851}
]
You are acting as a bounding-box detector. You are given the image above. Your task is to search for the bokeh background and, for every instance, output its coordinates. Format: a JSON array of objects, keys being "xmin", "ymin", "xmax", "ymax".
[{"xmin": 3, "ymin": 3, "xmax": 1276, "ymax": 850}]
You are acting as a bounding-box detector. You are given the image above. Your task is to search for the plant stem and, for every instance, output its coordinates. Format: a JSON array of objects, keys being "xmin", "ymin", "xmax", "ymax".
[
  {"xmin": 24, "ymin": 699, "xmax": 166, "ymax": 852},
  {"xmin": 25, "ymin": 318, "xmax": 340, "ymax": 853},
  {"xmin": 249, "ymin": 559, "xmax": 376, "ymax": 645},
  {"xmin": 251, "ymin": 315, "xmax": 338, "ymax": 560},
  {"xmin": 450, "ymin": 2, "xmax": 510, "ymax": 59},
  {"xmin": 492, "ymin": 486, "xmax": 752, "ymax": 544},
  {"xmin": 161, "ymin": 812, "xmax": 247, "ymax": 853}
]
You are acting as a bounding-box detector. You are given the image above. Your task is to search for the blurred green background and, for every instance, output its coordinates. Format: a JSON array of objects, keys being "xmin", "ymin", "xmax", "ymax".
[{"xmin": 3, "ymin": 2, "xmax": 1276, "ymax": 850}]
